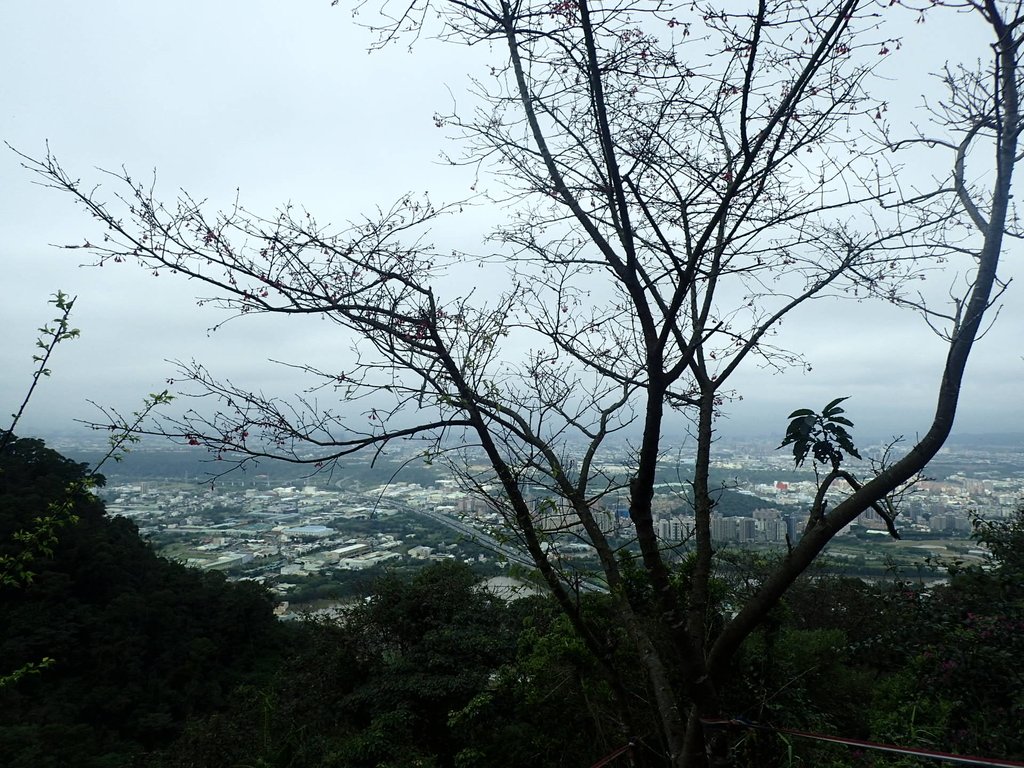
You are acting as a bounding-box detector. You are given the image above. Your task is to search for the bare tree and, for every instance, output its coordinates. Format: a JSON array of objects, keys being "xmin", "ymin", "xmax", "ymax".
[{"xmin": 17, "ymin": 0, "xmax": 1022, "ymax": 764}]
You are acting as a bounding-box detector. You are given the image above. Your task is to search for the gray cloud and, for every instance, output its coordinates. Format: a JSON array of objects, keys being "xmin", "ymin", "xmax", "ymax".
[{"xmin": 2, "ymin": 1, "xmax": 1021, "ymax": 443}]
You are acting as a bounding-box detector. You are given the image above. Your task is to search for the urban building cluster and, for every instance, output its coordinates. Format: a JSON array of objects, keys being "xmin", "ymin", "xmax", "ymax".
[{"xmin": 97, "ymin": 437, "xmax": 1023, "ymax": 603}]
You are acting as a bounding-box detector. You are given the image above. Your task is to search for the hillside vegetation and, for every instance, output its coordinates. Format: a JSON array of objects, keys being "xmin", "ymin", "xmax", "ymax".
[{"xmin": 2, "ymin": 437, "xmax": 1021, "ymax": 767}]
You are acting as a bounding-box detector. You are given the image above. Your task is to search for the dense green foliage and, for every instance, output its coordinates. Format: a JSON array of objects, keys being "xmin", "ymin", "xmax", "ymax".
[
  {"xmin": 865, "ymin": 514, "xmax": 1024, "ymax": 761},
  {"xmin": 160, "ymin": 568, "xmax": 636, "ymax": 767},
  {"xmin": 0, "ymin": 438, "xmax": 285, "ymax": 767},
  {"xmin": 2, "ymin": 437, "xmax": 1022, "ymax": 767}
]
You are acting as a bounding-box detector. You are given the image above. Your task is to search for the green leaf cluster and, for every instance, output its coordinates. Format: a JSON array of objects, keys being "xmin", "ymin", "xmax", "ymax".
[{"xmin": 779, "ymin": 397, "xmax": 861, "ymax": 470}]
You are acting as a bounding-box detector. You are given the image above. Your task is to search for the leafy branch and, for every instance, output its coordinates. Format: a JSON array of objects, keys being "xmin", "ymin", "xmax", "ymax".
[
  {"xmin": 1, "ymin": 291, "xmax": 86, "ymax": 590},
  {"xmin": 0, "ymin": 291, "xmax": 79, "ymax": 455},
  {"xmin": 0, "ymin": 296, "xmax": 173, "ymax": 689},
  {"xmin": 0, "ymin": 480, "xmax": 85, "ymax": 589},
  {"xmin": 86, "ymin": 390, "xmax": 176, "ymax": 473},
  {"xmin": 779, "ymin": 396, "xmax": 861, "ymax": 472},
  {"xmin": 779, "ymin": 397, "xmax": 900, "ymax": 539},
  {"xmin": 0, "ymin": 658, "xmax": 55, "ymax": 690}
]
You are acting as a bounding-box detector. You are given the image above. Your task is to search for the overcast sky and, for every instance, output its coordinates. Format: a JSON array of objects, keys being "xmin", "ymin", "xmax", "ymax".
[{"xmin": 2, "ymin": 1, "xmax": 1021, "ymax": 449}]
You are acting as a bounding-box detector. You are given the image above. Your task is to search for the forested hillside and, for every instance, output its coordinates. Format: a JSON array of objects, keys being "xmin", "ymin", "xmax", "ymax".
[
  {"xmin": 2, "ymin": 437, "xmax": 1021, "ymax": 767},
  {"xmin": 0, "ymin": 437, "xmax": 283, "ymax": 766}
]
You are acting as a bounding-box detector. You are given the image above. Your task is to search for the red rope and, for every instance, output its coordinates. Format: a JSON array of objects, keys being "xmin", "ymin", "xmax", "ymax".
[
  {"xmin": 700, "ymin": 718, "xmax": 1024, "ymax": 768},
  {"xmin": 588, "ymin": 740, "xmax": 635, "ymax": 768}
]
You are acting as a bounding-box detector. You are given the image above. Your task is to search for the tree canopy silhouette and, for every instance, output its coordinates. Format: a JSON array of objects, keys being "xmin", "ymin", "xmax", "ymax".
[{"xmin": 19, "ymin": 1, "xmax": 1024, "ymax": 764}]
